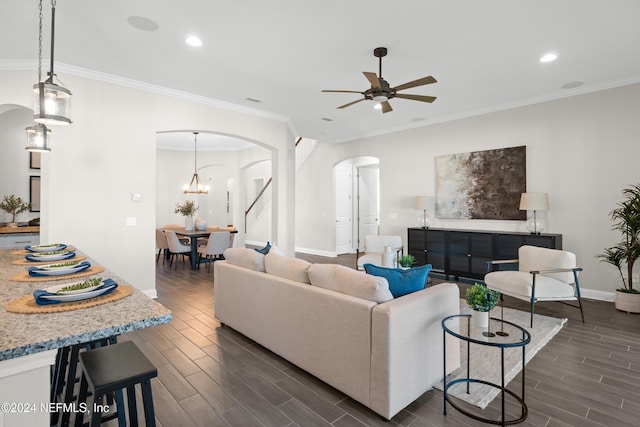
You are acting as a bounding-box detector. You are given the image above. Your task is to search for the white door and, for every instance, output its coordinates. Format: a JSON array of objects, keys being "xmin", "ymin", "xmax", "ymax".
[
  {"xmin": 335, "ymin": 163, "xmax": 353, "ymax": 254},
  {"xmin": 358, "ymin": 166, "xmax": 379, "ymax": 251}
]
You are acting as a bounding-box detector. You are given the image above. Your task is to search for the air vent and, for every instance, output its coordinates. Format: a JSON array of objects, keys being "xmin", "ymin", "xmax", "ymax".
[
  {"xmin": 245, "ymin": 97, "xmax": 262, "ymax": 103},
  {"xmin": 321, "ymin": 117, "xmax": 333, "ymax": 122}
]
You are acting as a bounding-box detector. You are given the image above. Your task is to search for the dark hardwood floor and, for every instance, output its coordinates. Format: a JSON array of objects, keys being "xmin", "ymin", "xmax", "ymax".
[{"xmin": 117, "ymin": 252, "xmax": 640, "ymax": 426}]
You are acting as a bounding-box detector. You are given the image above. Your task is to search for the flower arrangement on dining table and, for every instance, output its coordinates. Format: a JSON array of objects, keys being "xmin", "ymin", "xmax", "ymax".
[{"xmin": 174, "ymin": 200, "xmax": 198, "ymax": 217}]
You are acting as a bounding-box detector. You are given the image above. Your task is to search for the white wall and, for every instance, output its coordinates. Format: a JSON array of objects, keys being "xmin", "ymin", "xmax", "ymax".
[
  {"xmin": 296, "ymin": 83, "xmax": 640, "ymax": 298},
  {"xmin": 0, "ymin": 70, "xmax": 295, "ymax": 295}
]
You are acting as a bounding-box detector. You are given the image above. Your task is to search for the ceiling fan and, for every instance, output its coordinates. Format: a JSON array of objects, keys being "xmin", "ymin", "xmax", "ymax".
[{"xmin": 322, "ymin": 47, "xmax": 437, "ymax": 113}]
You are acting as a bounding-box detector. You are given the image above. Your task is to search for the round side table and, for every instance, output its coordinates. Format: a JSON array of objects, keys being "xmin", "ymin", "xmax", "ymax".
[{"xmin": 442, "ymin": 314, "xmax": 531, "ymax": 426}]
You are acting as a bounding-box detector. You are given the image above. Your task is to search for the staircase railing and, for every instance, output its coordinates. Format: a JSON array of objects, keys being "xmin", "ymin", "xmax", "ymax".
[
  {"xmin": 245, "ymin": 177, "xmax": 272, "ymax": 232},
  {"xmin": 295, "ymin": 137, "xmax": 319, "ymax": 170}
]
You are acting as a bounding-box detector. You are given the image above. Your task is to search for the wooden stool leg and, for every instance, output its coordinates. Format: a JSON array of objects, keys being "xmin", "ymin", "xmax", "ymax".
[
  {"xmin": 141, "ymin": 379, "xmax": 156, "ymax": 427},
  {"xmin": 126, "ymin": 385, "xmax": 138, "ymax": 426}
]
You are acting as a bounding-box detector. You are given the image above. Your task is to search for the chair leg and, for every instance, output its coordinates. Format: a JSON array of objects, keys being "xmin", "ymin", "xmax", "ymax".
[
  {"xmin": 577, "ymin": 297, "xmax": 585, "ymax": 323},
  {"xmin": 530, "ymin": 299, "xmax": 535, "ymax": 328},
  {"xmin": 156, "ymin": 249, "xmax": 161, "ymax": 264}
]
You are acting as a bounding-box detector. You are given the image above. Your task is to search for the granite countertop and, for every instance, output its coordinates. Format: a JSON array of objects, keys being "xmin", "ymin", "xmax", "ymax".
[{"xmin": 0, "ymin": 248, "xmax": 172, "ymax": 361}]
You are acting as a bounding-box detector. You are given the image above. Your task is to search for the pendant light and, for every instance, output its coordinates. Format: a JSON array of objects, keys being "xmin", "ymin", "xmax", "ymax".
[
  {"xmin": 33, "ymin": 0, "xmax": 72, "ymax": 126},
  {"xmin": 25, "ymin": 123, "xmax": 52, "ymax": 152},
  {"xmin": 183, "ymin": 132, "xmax": 210, "ymax": 194}
]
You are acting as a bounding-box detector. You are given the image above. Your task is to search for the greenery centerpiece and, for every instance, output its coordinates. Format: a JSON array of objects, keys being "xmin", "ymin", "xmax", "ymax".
[
  {"xmin": 0, "ymin": 195, "xmax": 31, "ymax": 227},
  {"xmin": 597, "ymin": 183, "xmax": 640, "ymax": 313},
  {"xmin": 175, "ymin": 200, "xmax": 199, "ymax": 231},
  {"xmin": 466, "ymin": 282, "xmax": 500, "ymax": 327},
  {"xmin": 397, "ymin": 254, "xmax": 415, "ymax": 268}
]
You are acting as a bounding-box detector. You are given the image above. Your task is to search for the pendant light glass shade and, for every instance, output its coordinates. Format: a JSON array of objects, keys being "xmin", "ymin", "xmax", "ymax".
[
  {"xmin": 25, "ymin": 123, "xmax": 51, "ymax": 152},
  {"xmin": 33, "ymin": 80, "xmax": 71, "ymax": 126}
]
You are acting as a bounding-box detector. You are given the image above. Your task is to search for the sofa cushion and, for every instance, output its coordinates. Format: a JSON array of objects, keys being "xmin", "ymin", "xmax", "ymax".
[
  {"xmin": 308, "ymin": 264, "xmax": 393, "ymax": 303},
  {"xmin": 223, "ymin": 247, "xmax": 265, "ymax": 272},
  {"xmin": 265, "ymin": 251, "xmax": 311, "ymax": 284},
  {"xmin": 364, "ymin": 263, "xmax": 432, "ymax": 298}
]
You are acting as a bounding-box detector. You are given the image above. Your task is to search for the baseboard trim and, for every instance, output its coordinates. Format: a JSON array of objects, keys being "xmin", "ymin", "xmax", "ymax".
[
  {"xmin": 581, "ymin": 288, "xmax": 615, "ymax": 302},
  {"xmin": 142, "ymin": 289, "xmax": 158, "ymax": 299},
  {"xmin": 294, "ymin": 247, "xmax": 338, "ymax": 258}
]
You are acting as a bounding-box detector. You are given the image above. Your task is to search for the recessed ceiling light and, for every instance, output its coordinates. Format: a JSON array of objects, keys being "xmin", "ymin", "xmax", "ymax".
[
  {"xmin": 540, "ymin": 53, "xmax": 558, "ymax": 63},
  {"xmin": 127, "ymin": 16, "xmax": 159, "ymax": 32},
  {"xmin": 185, "ymin": 36, "xmax": 202, "ymax": 47}
]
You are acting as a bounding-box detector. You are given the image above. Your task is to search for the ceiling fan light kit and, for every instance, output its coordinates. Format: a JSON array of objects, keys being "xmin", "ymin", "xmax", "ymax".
[{"xmin": 322, "ymin": 47, "xmax": 437, "ymax": 113}]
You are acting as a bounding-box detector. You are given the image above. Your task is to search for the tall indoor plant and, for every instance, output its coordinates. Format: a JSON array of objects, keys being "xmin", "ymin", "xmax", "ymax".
[
  {"xmin": 597, "ymin": 183, "xmax": 640, "ymax": 313},
  {"xmin": 0, "ymin": 194, "xmax": 31, "ymax": 227}
]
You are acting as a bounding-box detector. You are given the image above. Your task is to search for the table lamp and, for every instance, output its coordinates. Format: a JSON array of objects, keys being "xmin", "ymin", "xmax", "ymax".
[
  {"xmin": 519, "ymin": 192, "xmax": 549, "ymax": 234},
  {"xmin": 414, "ymin": 196, "xmax": 431, "ymax": 229}
]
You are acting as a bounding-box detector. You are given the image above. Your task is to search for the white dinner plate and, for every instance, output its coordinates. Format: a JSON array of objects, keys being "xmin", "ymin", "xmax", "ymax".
[
  {"xmin": 40, "ymin": 282, "xmax": 116, "ymax": 302},
  {"xmin": 31, "ymin": 261, "xmax": 87, "ymax": 276},
  {"xmin": 26, "ymin": 251, "xmax": 75, "ymax": 262},
  {"xmin": 25, "ymin": 243, "xmax": 67, "ymax": 253}
]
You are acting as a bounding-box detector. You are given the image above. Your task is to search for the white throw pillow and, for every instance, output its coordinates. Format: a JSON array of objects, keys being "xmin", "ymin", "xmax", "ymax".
[
  {"xmin": 223, "ymin": 248, "xmax": 265, "ymax": 272},
  {"xmin": 265, "ymin": 251, "xmax": 311, "ymax": 284},
  {"xmin": 308, "ymin": 264, "xmax": 393, "ymax": 303}
]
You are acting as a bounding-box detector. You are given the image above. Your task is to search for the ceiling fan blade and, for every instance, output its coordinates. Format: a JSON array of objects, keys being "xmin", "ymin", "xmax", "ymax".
[
  {"xmin": 363, "ymin": 71, "xmax": 381, "ymax": 89},
  {"xmin": 337, "ymin": 98, "xmax": 366, "ymax": 109},
  {"xmin": 395, "ymin": 93, "xmax": 437, "ymax": 103},
  {"xmin": 392, "ymin": 76, "xmax": 437, "ymax": 92},
  {"xmin": 380, "ymin": 101, "xmax": 393, "ymax": 113},
  {"xmin": 321, "ymin": 90, "xmax": 364, "ymax": 94}
]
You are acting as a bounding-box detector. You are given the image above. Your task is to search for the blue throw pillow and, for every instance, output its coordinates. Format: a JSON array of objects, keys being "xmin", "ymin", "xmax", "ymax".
[
  {"xmin": 363, "ymin": 263, "xmax": 432, "ymax": 298},
  {"xmin": 254, "ymin": 241, "xmax": 271, "ymax": 255}
]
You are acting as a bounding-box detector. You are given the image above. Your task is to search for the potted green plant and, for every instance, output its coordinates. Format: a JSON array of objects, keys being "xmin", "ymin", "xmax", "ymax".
[
  {"xmin": 0, "ymin": 195, "xmax": 31, "ymax": 227},
  {"xmin": 175, "ymin": 200, "xmax": 198, "ymax": 231},
  {"xmin": 397, "ymin": 254, "xmax": 415, "ymax": 269},
  {"xmin": 597, "ymin": 183, "xmax": 640, "ymax": 313},
  {"xmin": 465, "ymin": 283, "xmax": 500, "ymax": 327}
]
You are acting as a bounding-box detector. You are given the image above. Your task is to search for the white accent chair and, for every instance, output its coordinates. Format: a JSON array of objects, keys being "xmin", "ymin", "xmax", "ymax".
[
  {"xmin": 197, "ymin": 231, "xmax": 231, "ymax": 272},
  {"xmin": 356, "ymin": 235, "xmax": 403, "ymax": 271},
  {"xmin": 484, "ymin": 245, "xmax": 584, "ymax": 327},
  {"xmin": 164, "ymin": 230, "xmax": 191, "ymax": 269},
  {"xmin": 155, "ymin": 228, "xmax": 169, "ymax": 265}
]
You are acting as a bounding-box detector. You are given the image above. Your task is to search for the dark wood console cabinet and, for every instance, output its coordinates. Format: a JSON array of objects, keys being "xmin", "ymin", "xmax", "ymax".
[{"xmin": 407, "ymin": 228, "xmax": 562, "ymax": 280}]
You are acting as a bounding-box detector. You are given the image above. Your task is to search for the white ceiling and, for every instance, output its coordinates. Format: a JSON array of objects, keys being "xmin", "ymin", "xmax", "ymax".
[{"xmin": 2, "ymin": 0, "xmax": 640, "ymax": 149}]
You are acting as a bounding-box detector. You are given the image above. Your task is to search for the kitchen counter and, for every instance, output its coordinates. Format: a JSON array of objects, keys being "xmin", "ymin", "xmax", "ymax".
[
  {"xmin": 0, "ymin": 247, "xmax": 171, "ymax": 426},
  {"xmin": 0, "ymin": 226, "xmax": 40, "ymax": 234}
]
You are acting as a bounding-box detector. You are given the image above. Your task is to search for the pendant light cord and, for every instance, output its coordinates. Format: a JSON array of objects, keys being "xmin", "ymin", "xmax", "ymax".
[
  {"xmin": 37, "ymin": 0, "xmax": 43, "ymax": 82},
  {"xmin": 49, "ymin": 0, "xmax": 56, "ymax": 80}
]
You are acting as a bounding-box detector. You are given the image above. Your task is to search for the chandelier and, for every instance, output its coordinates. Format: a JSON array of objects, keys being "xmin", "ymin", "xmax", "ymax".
[{"xmin": 183, "ymin": 132, "xmax": 210, "ymax": 194}]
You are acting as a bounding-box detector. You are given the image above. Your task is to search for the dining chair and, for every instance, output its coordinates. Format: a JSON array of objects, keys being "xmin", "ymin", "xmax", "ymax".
[
  {"xmin": 155, "ymin": 228, "xmax": 169, "ymax": 265},
  {"xmin": 164, "ymin": 230, "xmax": 191, "ymax": 269},
  {"xmin": 197, "ymin": 231, "xmax": 231, "ymax": 272},
  {"xmin": 164, "ymin": 224, "xmax": 190, "ymax": 245}
]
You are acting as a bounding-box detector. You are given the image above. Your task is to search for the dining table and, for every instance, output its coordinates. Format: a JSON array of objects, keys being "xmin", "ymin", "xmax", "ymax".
[
  {"xmin": 0, "ymin": 246, "xmax": 172, "ymax": 427},
  {"xmin": 165, "ymin": 226, "xmax": 237, "ymax": 270}
]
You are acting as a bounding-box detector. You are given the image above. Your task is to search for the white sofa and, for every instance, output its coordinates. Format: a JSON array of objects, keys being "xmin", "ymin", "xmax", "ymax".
[{"xmin": 213, "ymin": 248, "xmax": 460, "ymax": 420}]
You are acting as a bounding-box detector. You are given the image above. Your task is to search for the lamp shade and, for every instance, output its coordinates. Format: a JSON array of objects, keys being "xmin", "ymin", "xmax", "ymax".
[
  {"xmin": 519, "ymin": 193, "xmax": 549, "ymax": 211},
  {"xmin": 414, "ymin": 196, "xmax": 428, "ymax": 210}
]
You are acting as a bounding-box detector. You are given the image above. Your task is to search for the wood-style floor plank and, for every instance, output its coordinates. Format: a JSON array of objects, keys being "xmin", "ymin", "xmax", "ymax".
[{"xmin": 112, "ymin": 253, "xmax": 640, "ymax": 426}]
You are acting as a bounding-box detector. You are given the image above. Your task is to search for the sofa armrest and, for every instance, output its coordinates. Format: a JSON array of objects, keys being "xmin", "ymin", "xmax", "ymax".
[{"xmin": 370, "ymin": 282, "xmax": 460, "ymax": 419}]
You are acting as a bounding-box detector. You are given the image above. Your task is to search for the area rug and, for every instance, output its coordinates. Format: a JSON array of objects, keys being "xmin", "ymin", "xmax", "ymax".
[{"xmin": 434, "ymin": 302, "xmax": 567, "ymax": 409}]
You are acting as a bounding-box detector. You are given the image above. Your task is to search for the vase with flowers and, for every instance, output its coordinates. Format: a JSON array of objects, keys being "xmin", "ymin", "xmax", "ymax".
[{"xmin": 175, "ymin": 200, "xmax": 198, "ymax": 231}]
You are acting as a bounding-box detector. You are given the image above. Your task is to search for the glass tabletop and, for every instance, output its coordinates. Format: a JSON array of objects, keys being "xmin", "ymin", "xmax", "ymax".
[{"xmin": 442, "ymin": 314, "xmax": 531, "ymax": 348}]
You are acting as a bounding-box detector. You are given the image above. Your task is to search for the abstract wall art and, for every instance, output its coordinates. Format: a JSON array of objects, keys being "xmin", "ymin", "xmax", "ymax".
[{"xmin": 436, "ymin": 146, "xmax": 526, "ymax": 220}]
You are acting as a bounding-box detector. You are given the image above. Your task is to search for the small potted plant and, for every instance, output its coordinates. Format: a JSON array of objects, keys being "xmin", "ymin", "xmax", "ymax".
[
  {"xmin": 465, "ymin": 282, "xmax": 500, "ymax": 327},
  {"xmin": 397, "ymin": 254, "xmax": 415, "ymax": 269},
  {"xmin": 174, "ymin": 200, "xmax": 198, "ymax": 231},
  {"xmin": 0, "ymin": 195, "xmax": 31, "ymax": 227},
  {"xmin": 597, "ymin": 183, "xmax": 640, "ymax": 313}
]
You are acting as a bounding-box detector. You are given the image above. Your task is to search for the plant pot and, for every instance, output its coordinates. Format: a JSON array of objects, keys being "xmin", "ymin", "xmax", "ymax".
[
  {"xmin": 471, "ymin": 310, "xmax": 489, "ymax": 328},
  {"xmin": 615, "ymin": 290, "xmax": 640, "ymax": 313}
]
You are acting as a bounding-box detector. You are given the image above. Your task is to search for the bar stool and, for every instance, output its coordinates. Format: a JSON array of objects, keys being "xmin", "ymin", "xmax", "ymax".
[
  {"xmin": 51, "ymin": 336, "xmax": 117, "ymax": 427},
  {"xmin": 75, "ymin": 341, "xmax": 157, "ymax": 427}
]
